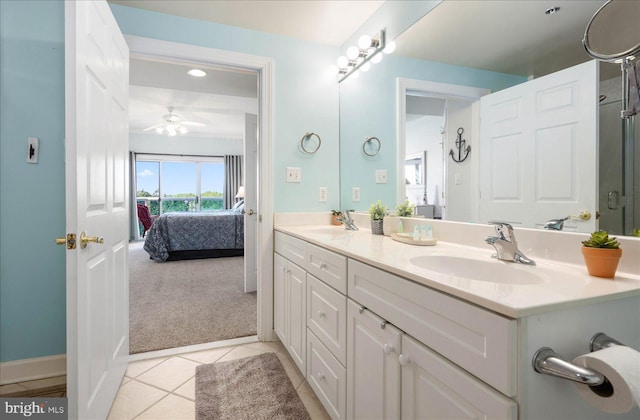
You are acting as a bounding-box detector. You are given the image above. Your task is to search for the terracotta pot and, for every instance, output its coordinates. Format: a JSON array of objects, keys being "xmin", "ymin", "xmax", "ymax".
[
  {"xmin": 331, "ymin": 215, "xmax": 342, "ymax": 226},
  {"xmin": 581, "ymin": 246, "xmax": 622, "ymax": 279}
]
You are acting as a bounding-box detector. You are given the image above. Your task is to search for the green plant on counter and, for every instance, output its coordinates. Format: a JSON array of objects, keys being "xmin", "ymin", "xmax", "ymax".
[
  {"xmin": 396, "ymin": 200, "xmax": 415, "ymax": 217},
  {"xmin": 633, "ymin": 228, "xmax": 640, "ymax": 237},
  {"xmin": 331, "ymin": 210, "xmax": 342, "ymax": 216},
  {"xmin": 369, "ymin": 200, "xmax": 389, "ymax": 220},
  {"xmin": 581, "ymin": 231, "xmax": 620, "ymax": 249}
]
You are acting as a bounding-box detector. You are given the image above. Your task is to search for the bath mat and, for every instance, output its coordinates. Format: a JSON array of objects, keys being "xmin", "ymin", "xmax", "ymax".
[{"xmin": 195, "ymin": 352, "xmax": 311, "ymax": 420}]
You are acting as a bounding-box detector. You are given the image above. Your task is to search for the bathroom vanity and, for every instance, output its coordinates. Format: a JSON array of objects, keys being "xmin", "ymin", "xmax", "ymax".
[{"xmin": 273, "ymin": 222, "xmax": 640, "ymax": 419}]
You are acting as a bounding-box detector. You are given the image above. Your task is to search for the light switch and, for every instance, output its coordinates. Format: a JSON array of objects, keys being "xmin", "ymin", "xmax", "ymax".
[
  {"xmin": 375, "ymin": 169, "xmax": 388, "ymax": 184},
  {"xmin": 27, "ymin": 137, "xmax": 39, "ymax": 164},
  {"xmin": 352, "ymin": 187, "xmax": 361, "ymax": 202},
  {"xmin": 319, "ymin": 187, "xmax": 328, "ymax": 202},
  {"xmin": 286, "ymin": 167, "xmax": 301, "ymax": 183}
]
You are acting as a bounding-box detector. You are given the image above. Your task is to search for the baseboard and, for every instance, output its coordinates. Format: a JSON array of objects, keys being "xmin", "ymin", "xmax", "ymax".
[{"xmin": 0, "ymin": 354, "xmax": 66, "ymax": 385}]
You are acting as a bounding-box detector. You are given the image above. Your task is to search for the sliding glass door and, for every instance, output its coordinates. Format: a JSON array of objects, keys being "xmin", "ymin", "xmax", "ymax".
[{"xmin": 135, "ymin": 155, "xmax": 224, "ymax": 215}]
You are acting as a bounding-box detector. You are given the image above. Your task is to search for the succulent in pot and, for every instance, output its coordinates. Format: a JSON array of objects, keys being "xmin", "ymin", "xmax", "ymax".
[{"xmin": 581, "ymin": 231, "xmax": 622, "ymax": 279}]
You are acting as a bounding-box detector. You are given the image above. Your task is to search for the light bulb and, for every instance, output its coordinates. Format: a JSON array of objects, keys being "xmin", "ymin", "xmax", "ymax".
[
  {"xmin": 358, "ymin": 35, "xmax": 372, "ymax": 50},
  {"xmin": 337, "ymin": 56, "xmax": 349, "ymax": 68},
  {"xmin": 347, "ymin": 46, "xmax": 359, "ymax": 60},
  {"xmin": 360, "ymin": 62, "xmax": 371, "ymax": 72},
  {"xmin": 329, "ymin": 64, "xmax": 340, "ymax": 76},
  {"xmin": 371, "ymin": 53, "xmax": 383, "ymax": 64},
  {"xmin": 155, "ymin": 127, "xmax": 163, "ymax": 134},
  {"xmin": 179, "ymin": 126, "xmax": 188, "ymax": 134},
  {"xmin": 383, "ymin": 41, "xmax": 396, "ymax": 54}
]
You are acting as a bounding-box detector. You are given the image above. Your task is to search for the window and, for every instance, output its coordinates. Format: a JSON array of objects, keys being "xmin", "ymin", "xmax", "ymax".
[{"xmin": 135, "ymin": 155, "xmax": 224, "ymax": 215}]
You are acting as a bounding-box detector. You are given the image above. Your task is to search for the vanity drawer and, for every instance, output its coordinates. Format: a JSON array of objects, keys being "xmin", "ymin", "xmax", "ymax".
[
  {"xmin": 307, "ymin": 243, "xmax": 347, "ymax": 294},
  {"xmin": 347, "ymin": 259, "xmax": 517, "ymax": 397},
  {"xmin": 274, "ymin": 231, "xmax": 307, "ymax": 268},
  {"xmin": 307, "ymin": 274, "xmax": 347, "ymax": 365},
  {"xmin": 307, "ymin": 329, "xmax": 347, "ymax": 420}
]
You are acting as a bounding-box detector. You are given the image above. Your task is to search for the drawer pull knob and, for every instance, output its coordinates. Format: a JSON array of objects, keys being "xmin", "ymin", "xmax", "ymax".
[
  {"xmin": 383, "ymin": 344, "xmax": 395, "ymax": 355},
  {"xmin": 398, "ymin": 354, "xmax": 411, "ymax": 366},
  {"xmin": 317, "ymin": 372, "xmax": 325, "ymax": 381},
  {"xmin": 320, "ymin": 262, "xmax": 327, "ymax": 269},
  {"xmin": 358, "ymin": 306, "xmax": 365, "ymax": 314},
  {"xmin": 318, "ymin": 310, "xmax": 326, "ymax": 319},
  {"xmin": 380, "ymin": 320, "xmax": 388, "ymax": 329}
]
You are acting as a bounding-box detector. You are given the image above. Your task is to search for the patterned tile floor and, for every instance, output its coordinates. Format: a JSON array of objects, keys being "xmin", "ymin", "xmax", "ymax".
[
  {"xmin": 108, "ymin": 340, "xmax": 330, "ymax": 419},
  {"xmin": 1, "ymin": 340, "xmax": 329, "ymax": 420}
]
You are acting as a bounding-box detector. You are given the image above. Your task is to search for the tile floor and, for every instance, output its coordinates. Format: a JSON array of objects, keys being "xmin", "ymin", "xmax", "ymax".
[{"xmin": 108, "ymin": 340, "xmax": 330, "ymax": 420}]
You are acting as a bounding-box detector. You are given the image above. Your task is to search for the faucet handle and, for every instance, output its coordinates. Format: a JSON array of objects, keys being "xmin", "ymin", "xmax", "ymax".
[{"xmin": 489, "ymin": 221, "xmax": 514, "ymax": 239}]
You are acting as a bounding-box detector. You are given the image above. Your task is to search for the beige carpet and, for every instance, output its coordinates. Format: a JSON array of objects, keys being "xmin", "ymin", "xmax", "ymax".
[
  {"xmin": 129, "ymin": 241, "xmax": 257, "ymax": 354},
  {"xmin": 195, "ymin": 353, "xmax": 311, "ymax": 420}
]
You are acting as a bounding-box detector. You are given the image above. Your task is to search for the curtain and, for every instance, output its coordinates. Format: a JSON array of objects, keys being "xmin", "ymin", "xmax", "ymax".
[
  {"xmin": 129, "ymin": 151, "xmax": 139, "ymax": 240},
  {"xmin": 224, "ymin": 155, "xmax": 243, "ymax": 209}
]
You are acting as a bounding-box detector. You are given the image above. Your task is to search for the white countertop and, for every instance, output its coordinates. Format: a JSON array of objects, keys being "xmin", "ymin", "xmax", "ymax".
[{"xmin": 275, "ymin": 224, "xmax": 640, "ymax": 319}]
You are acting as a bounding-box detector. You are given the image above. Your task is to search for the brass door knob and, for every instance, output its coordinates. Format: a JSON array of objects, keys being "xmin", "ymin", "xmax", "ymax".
[
  {"xmin": 246, "ymin": 209, "xmax": 255, "ymax": 216},
  {"xmin": 55, "ymin": 233, "xmax": 76, "ymax": 249},
  {"xmin": 80, "ymin": 231, "xmax": 104, "ymax": 249}
]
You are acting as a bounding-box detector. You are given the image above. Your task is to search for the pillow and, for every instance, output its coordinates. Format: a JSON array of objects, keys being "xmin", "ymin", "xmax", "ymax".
[{"xmin": 232, "ymin": 199, "xmax": 244, "ymax": 212}]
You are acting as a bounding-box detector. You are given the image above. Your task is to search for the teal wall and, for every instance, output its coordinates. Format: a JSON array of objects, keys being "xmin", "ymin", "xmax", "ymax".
[
  {"xmin": 0, "ymin": 0, "xmax": 66, "ymax": 362},
  {"xmin": 110, "ymin": 4, "xmax": 342, "ymax": 213}
]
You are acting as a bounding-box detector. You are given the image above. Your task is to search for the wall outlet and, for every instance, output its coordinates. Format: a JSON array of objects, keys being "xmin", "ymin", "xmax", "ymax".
[
  {"xmin": 352, "ymin": 187, "xmax": 361, "ymax": 202},
  {"xmin": 286, "ymin": 167, "xmax": 301, "ymax": 183},
  {"xmin": 319, "ymin": 187, "xmax": 328, "ymax": 202},
  {"xmin": 375, "ymin": 169, "xmax": 388, "ymax": 184}
]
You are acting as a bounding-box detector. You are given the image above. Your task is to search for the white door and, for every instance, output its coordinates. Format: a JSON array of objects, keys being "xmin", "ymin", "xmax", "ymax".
[
  {"xmin": 479, "ymin": 60, "xmax": 598, "ymax": 232},
  {"xmin": 244, "ymin": 113, "xmax": 258, "ymax": 292},
  {"xmin": 65, "ymin": 1, "xmax": 129, "ymax": 418},
  {"xmin": 346, "ymin": 300, "xmax": 401, "ymax": 420}
]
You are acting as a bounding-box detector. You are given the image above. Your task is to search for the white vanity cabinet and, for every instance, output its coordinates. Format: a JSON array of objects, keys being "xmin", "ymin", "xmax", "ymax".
[
  {"xmin": 273, "ymin": 252, "xmax": 307, "ymax": 373},
  {"xmin": 346, "ymin": 299, "xmax": 402, "ymax": 419}
]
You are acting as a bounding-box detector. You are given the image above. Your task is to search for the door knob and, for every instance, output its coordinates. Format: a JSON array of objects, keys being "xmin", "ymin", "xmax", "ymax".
[
  {"xmin": 246, "ymin": 209, "xmax": 255, "ymax": 215},
  {"xmin": 80, "ymin": 231, "xmax": 104, "ymax": 249}
]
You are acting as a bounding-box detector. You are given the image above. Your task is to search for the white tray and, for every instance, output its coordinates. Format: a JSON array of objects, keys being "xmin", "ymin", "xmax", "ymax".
[{"xmin": 391, "ymin": 233, "xmax": 438, "ymax": 246}]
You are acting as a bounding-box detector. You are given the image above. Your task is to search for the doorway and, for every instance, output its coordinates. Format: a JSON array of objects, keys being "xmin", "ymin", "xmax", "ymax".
[{"xmin": 126, "ymin": 36, "xmax": 274, "ymax": 357}]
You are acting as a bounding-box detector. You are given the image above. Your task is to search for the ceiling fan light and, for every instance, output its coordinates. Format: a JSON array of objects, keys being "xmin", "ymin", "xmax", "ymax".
[
  {"xmin": 179, "ymin": 126, "xmax": 188, "ymax": 134},
  {"xmin": 155, "ymin": 127, "xmax": 163, "ymax": 134}
]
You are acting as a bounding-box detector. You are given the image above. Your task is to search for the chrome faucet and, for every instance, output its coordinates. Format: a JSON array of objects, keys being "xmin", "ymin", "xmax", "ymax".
[
  {"xmin": 485, "ymin": 221, "xmax": 535, "ymax": 265},
  {"xmin": 543, "ymin": 217, "xmax": 569, "ymax": 230},
  {"xmin": 337, "ymin": 210, "xmax": 358, "ymax": 231}
]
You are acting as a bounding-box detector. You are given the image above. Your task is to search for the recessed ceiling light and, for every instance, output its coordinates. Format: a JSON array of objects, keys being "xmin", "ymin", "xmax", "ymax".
[
  {"xmin": 545, "ymin": 6, "xmax": 560, "ymax": 15},
  {"xmin": 187, "ymin": 69, "xmax": 207, "ymax": 77}
]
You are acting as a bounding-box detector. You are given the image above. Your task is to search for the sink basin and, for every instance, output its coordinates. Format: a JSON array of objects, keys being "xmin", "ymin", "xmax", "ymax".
[{"xmin": 409, "ymin": 255, "xmax": 545, "ymax": 285}]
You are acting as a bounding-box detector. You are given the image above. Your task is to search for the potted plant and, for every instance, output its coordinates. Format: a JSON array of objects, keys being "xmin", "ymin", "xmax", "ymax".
[
  {"xmin": 383, "ymin": 200, "xmax": 416, "ymax": 236},
  {"xmin": 331, "ymin": 210, "xmax": 343, "ymax": 226},
  {"xmin": 396, "ymin": 200, "xmax": 415, "ymax": 217},
  {"xmin": 581, "ymin": 231, "xmax": 622, "ymax": 279},
  {"xmin": 369, "ymin": 200, "xmax": 388, "ymax": 235}
]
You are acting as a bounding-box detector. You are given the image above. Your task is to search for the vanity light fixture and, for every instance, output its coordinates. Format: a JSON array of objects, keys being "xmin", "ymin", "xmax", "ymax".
[
  {"xmin": 187, "ymin": 68, "xmax": 207, "ymax": 77},
  {"xmin": 332, "ymin": 29, "xmax": 390, "ymax": 82}
]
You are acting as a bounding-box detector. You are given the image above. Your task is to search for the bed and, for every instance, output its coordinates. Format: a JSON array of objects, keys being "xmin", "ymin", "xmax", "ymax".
[{"xmin": 143, "ymin": 209, "xmax": 244, "ymax": 262}]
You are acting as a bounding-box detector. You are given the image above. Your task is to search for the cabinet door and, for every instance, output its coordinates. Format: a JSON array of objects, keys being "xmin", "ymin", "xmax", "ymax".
[
  {"xmin": 347, "ymin": 299, "xmax": 402, "ymax": 420},
  {"xmin": 287, "ymin": 262, "xmax": 307, "ymax": 374},
  {"xmin": 400, "ymin": 335, "xmax": 517, "ymax": 420},
  {"xmin": 274, "ymin": 253, "xmax": 288, "ymax": 346}
]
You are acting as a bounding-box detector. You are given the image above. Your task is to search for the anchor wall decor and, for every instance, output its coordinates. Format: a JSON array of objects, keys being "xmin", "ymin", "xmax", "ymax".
[{"xmin": 449, "ymin": 127, "xmax": 470, "ymax": 163}]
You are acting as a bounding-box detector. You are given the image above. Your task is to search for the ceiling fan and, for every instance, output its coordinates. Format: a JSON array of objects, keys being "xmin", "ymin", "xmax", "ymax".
[{"xmin": 143, "ymin": 106, "xmax": 204, "ymax": 136}]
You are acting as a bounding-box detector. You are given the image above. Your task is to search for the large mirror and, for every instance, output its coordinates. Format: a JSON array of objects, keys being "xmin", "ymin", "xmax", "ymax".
[{"xmin": 339, "ymin": 0, "xmax": 639, "ymax": 237}]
